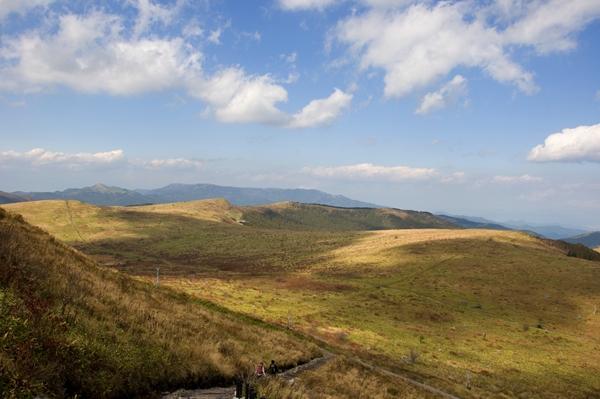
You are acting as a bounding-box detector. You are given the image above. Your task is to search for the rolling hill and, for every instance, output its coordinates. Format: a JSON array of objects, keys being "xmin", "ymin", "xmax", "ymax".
[
  {"xmin": 436, "ymin": 214, "xmax": 512, "ymax": 231},
  {"xmin": 0, "ymin": 205, "xmax": 319, "ymax": 398},
  {"xmin": 4, "ymin": 199, "xmax": 600, "ymax": 398},
  {"xmin": 240, "ymin": 202, "xmax": 458, "ymax": 231}
]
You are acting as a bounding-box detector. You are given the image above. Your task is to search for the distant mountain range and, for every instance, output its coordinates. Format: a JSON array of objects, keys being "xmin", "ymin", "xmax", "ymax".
[
  {"xmin": 436, "ymin": 213, "xmax": 591, "ymax": 240},
  {"xmin": 11, "ymin": 183, "xmax": 382, "ymax": 208},
  {"xmin": 0, "ymin": 191, "xmax": 32, "ymax": 205},
  {"xmin": 563, "ymin": 232, "xmax": 600, "ymax": 249}
]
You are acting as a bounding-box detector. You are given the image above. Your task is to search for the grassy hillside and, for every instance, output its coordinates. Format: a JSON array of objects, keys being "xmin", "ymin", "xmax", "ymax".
[
  {"xmin": 5, "ymin": 199, "xmax": 600, "ymax": 399},
  {"xmin": 0, "ymin": 206, "xmax": 319, "ymax": 398},
  {"xmin": 240, "ymin": 202, "xmax": 457, "ymax": 231}
]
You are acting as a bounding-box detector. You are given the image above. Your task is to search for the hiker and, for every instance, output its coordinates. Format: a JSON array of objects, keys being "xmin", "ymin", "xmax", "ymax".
[
  {"xmin": 256, "ymin": 362, "xmax": 266, "ymax": 378},
  {"xmin": 269, "ymin": 360, "xmax": 279, "ymax": 375}
]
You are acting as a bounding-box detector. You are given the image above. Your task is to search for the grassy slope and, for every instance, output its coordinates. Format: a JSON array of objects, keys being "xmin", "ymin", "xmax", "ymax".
[
  {"xmin": 5, "ymin": 200, "xmax": 600, "ymax": 399},
  {"xmin": 239, "ymin": 202, "xmax": 458, "ymax": 231},
  {"xmin": 0, "ymin": 206, "xmax": 319, "ymax": 399}
]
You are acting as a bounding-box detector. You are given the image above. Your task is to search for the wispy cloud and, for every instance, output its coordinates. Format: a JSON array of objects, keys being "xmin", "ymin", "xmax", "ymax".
[
  {"xmin": 493, "ymin": 174, "xmax": 543, "ymax": 183},
  {"xmin": 416, "ymin": 75, "xmax": 467, "ymax": 115},
  {"xmin": 301, "ymin": 163, "xmax": 439, "ymax": 181},
  {"xmin": 0, "ymin": 148, "xmax": 204, "ymax": 171},
  {"xmin": 0, "ymin": 0, "xmax": 54, "ymax": 20},
  {"xmin": 277, "ymin": 0, "xmax": 341, "ymax": 11},
  {"xmin": 478, "ymin": 149, "xmax": 496, "ymax": 157},
  {"xmin": 519, "ymin": 189, "xmax": 556, "ymax": 202}
]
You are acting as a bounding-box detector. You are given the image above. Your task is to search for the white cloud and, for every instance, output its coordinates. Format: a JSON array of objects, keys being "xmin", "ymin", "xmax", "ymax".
[
  {"xmin": 335, "ymin": 2, "xmax": 538, "ymax": 98},
  {"xmin": 0, "ymin": 148, "xmax": 125, "ymax": 169},
  {"xmin": 286, "ymin": 52, "xmax": 297, "ymax": 63},
  {"xmin": 0, "ymin": 148, "xmax": 205, "ymax": 171},
  {"xmin": 0, "ymin": 0, "xmax": 53, "ymax": 20},
  {"xmin": 241, "ymin": 31, "xmax": 261, "ymax": 42},
  {"xmin": 0, "ymin": 12, "xmax": 201, "ymax": 95},
  {"xmin": 323, "ymin": 0, "xmax": 600, "ymax": 102},
  {"xmin": 440, "ymin": 171, "xmax": 467, "ymax": 183},
  {"xmin": 301, "ymin": 163, "xmax": 438, "ymax": 180},
  {"xmin": 493, "ymin": 174, "xmax": 543, "ymax": 183},
  {"xmin": 207, "ymin": 29, "xmax": 222, "ymax": 44},
  {"xmin": 416, "ymin": 75, "xmax": 467, "ymax": 115},
  {"xmin": 193, "ymin": 68, "xmax": 290, "ymax": 125},
  {"xmin": 277, "ymin": 0, "xmax": 342, "ymax": 11},
  {"xmin": 182, "ymin": 20, "xmax": 204, "ymax": 38},
  {"xmin": 138, "ymin": 158, "xmax": 203, "ymax": 170},
  {"xmin": 193, "ymin": 70, "xmax": 352, "ymax": 128},
  {"xmin": 527, "ymin": 123, "xmax": 600, "ymax": 163},
  {"xmin": 504, "ymin": 0, "xmax": 600, "ymax": 54},
  {"xmin": 0, "ymin": 9, "xmax": 352, "ymax": 128},
  {"xmin": 128, "ymin": 0, "xmax": 180, "ymax": 38},
  {"xmin": 287, "ymin": 88, "xmax": 352, "ymax": 128}
]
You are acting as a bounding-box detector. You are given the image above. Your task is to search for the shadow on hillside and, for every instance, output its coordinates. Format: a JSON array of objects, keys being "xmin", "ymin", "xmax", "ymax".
[{"xmin": 75, "ymin": 207, "xmax": 374, "ymax": 277}]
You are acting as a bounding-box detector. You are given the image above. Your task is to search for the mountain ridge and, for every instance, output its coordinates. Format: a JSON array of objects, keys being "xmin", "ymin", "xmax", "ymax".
[
  {"xmin": 12, "ymin": 183, "xmax": 382, "ymax": 208},
  {"xmin": 435, "ymin": 213, "xmax": 589, "ymax": 239}
]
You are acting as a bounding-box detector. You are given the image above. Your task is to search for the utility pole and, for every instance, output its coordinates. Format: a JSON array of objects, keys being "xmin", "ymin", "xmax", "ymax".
[{"xmin": 156, "ymin": 268, "xmax": 160, "ymax": 288}]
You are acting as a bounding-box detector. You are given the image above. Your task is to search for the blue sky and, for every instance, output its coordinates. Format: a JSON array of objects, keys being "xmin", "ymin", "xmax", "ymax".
[{"xmin": 1, "ymin": 0, "xmax": 600, "ymax": 228}]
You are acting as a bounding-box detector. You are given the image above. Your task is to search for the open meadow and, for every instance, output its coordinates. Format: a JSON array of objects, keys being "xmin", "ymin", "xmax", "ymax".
[{"xmin": 5, "ymin": 199, "xmax": 600, "ymax": 399}]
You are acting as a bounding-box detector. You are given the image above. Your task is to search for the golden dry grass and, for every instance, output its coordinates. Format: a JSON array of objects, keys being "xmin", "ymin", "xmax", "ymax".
[
  {"xmin": 0, "ymin": 206, "xmax": 318, "ymax": 398},
  {"xmin": 5, "ymin": 200, "xmax": 600, "ymax": 399}
]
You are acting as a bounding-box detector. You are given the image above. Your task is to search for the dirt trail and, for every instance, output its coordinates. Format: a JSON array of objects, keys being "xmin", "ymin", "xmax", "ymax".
[
  {"xmin": 161, "ymin": 349, "xmax": 463, "ymax": 399},
  {"xmin": 65, "ymin": 200, "xmax": 94, "ymax": 248},
  {"xmin": 162, "ymin": 351, "xmax": 335, "ymax": 399}
]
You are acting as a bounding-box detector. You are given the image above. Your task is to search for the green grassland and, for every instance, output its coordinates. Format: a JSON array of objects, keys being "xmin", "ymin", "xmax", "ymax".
[
  {"xmin": 240, "ymin": 202, "xmax": 458, "ymax": 231},
  {"xmin": 5, "ymin": 199, "xmax": 600, "ymax": 399}
]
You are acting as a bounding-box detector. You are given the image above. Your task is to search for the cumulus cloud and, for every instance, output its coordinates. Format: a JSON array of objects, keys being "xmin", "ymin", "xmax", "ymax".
[
  {"xmin": 0, "ymin": 0, "xmax": 54, "ymax": 20},
  {"xmin": 318, "ymin": 0, "xmax": 600, "ymax": 103},
  {"xmin": 504, "ymin": 0, "xmax": 600, "ymax": 54},
  {"xmin": 288, "ymin": 88, "xmax": 353, "ymax": 128},
  {"xmin": 527, "ymin": 123, "xmax": 600, "ymax": 163},
  {"xmin": 194, "ymin": 70, "xmax": 352, "ymax": 128},
  {"xmin": 334, "ymin": 2, "xmax": 538, "ymax": 99},
  {"xmin": 301, "ymin": 163, "xmax": 438, "ymax": 180},
  {"xmin": 0, "ymin": 11, "xmax": 201, "ymax": 95},
  {"xmin": 194, "ymin": 68, "xmax": 290, "ymax": 125},
  {"xmin": 0, "ymin": 7, "xmax": 352, "ymax": 128},
  {"xmin": 416, "ymin": 75, "xmax": 467, "ymax": 115},
  {"xmin": 0, "ymin": 148, "xmax": 205, "ymax": 171},
  {"xmin": 493, "ymin": 174, "xmax": 543, "ymax": 183}
]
